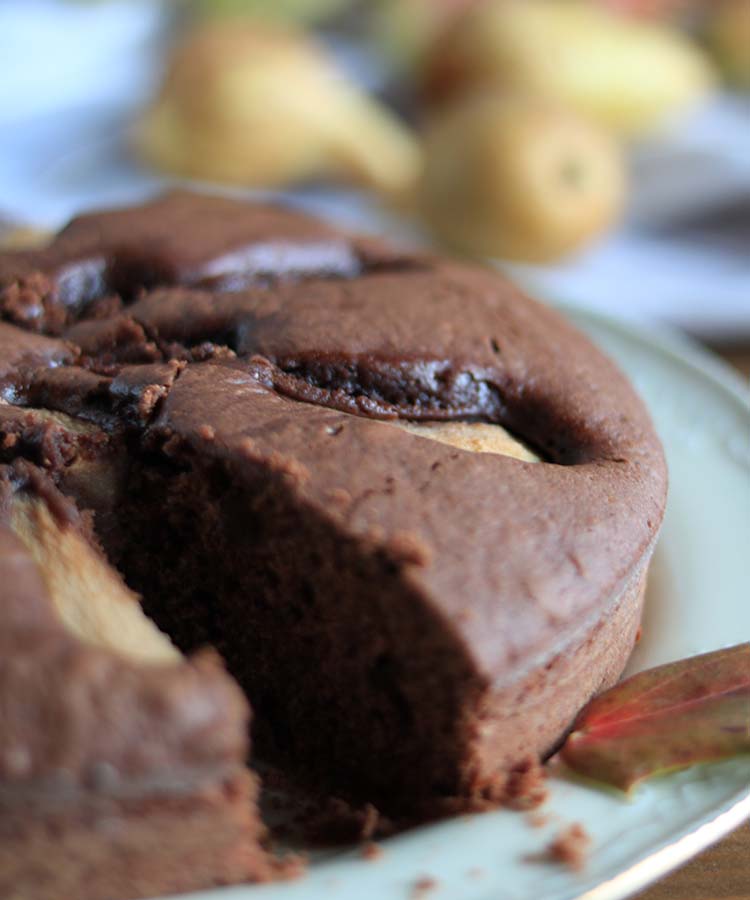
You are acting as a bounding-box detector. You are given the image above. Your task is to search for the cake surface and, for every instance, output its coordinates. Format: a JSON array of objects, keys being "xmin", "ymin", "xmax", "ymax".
[{"xmin": 0, "ymin": 191, "xmax": 667, "ymax": 898}]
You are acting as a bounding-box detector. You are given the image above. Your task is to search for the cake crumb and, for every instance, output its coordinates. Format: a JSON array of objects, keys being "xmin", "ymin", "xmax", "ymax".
[
  {"xmin": 388, "ymin": 531, "xmax": 433, "ymax": 567},
  {"xmin": 267, "ymin": 450, "xmax": 310, "ymax": 485},
  {"xmin": 503, "ymin": 755, "xmax": 548, "ymax": 810},
  {"xmin": 274, "ymin": 852, "xmax": 307, "ymax": 880},
  {"xmin": 411, "ymin": 876, "xmax": 438, "ymax": 897},
  {"xmin": 526, "ymin": 811, "xmax": 550, "ymax": 828},
  {"xmin": 364, "ymin": 524, "xmax": 386, "ymax": 544},
  {"xmin": 197, "ymin": 424, "xmax": 215, "ymax": 441},
  {"xmin": 361, "ymin": 841, "xmax": 383, "ymax": 861},
  {"xmin": 328, "ymin": 487, "xmax": 352, "ymax": 508},
  {"xmin": 360, "ymin": 803, "xmax": 380, "ymax": 841},
  {"xmin": 545, "ymin": 824, "xmax": 591, "ymax": 871},
  {"xmin": 265, "ymin": 781, "xmax": 394, "ymax": 846},
  {"xmin": 238, "ymin": 436, "xmax": 257, "ymax": 457}
]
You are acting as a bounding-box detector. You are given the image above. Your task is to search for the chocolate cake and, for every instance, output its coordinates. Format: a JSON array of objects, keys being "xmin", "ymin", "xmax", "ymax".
[{"xmin": 0, "ymin": 191, "xmax": 667, "ymax": 898}]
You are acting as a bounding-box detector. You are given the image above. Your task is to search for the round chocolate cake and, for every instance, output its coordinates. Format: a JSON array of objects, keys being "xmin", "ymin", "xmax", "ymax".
[{"xmin": 0, "ymin": 192, "xmax": 667, "ymax": 900}]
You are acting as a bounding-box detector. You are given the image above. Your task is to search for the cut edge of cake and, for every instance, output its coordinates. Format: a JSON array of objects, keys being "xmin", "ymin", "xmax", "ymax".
[{"xmin": 0, "ymin": 460, "xmax": 288, "ymax": 900}]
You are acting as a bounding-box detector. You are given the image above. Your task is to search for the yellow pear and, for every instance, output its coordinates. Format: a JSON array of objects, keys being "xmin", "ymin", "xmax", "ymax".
[
  {"xmin": 135, "ymin": 23, "xmax": 421, "ymax": 198},
  {"xmin": 423, "ymin": 0, "xmax": 716, "ymax": 136},
  {"xmin": 420, "ymin": 91, "xmax": 626, "ymax": 262}
]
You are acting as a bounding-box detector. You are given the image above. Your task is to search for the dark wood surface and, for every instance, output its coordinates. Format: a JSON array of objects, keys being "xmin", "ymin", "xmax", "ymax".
[
  {"xmin": 634, "ymin": 823, "xmax": 750, "ymax": 900},
  {"xmin": 634, "ymin": 342, "xmax": 749, "ymax": 900}
]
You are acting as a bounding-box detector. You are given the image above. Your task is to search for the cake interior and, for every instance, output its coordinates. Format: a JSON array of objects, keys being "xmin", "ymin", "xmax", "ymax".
[{"xmin": 104, "ymin": 418, "xmax": 539, "ymax": 816}]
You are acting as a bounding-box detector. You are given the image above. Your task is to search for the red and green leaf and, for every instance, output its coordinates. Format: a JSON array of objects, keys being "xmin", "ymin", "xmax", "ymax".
[{"xmin": 559, "ymin": 643, "xmax": 750, "ymax": 792}]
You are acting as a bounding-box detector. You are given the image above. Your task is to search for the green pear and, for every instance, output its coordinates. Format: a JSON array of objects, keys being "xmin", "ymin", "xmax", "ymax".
[
  {"xmin": 370, "ymin": 0, "xmax": 479, "ymax": 72},
  {"xmin": 189, "ymin": 0, "xmax": 354, "ymax": 25},
  {"xmin": 708, "ymin": 0, "xmax": 750, "ymax": 89}
]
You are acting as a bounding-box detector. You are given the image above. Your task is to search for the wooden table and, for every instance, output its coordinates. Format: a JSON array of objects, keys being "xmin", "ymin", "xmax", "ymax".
[{"xmin": 635, "ymin": 342, "xmax": 750, "ymax": 900}]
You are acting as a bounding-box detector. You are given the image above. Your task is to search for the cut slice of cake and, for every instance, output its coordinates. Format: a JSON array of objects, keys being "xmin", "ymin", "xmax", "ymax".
[{"xmin": 0, "ymin": 460, "xmax": 280, "ymax": 900}]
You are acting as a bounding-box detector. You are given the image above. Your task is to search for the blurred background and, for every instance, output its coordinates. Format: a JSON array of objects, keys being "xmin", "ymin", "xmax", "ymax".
[{"xmin": 1, "ymin": 0, "xmax": 748, "ymax": 350}]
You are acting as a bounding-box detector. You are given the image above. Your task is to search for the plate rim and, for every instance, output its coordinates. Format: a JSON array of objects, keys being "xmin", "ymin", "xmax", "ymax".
[
  {"xmin": 577, "ymin": 787, "xmax": 750, "ymax": 900},
  {"xmin": 556, "ymin": 302, "xmax": 750, "ymax": 900}
]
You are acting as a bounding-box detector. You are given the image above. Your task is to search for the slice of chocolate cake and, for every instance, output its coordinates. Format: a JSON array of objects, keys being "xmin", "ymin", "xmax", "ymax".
[
  {"xmin": 0, "ymin": 191, "xmax": 668, "ymax": 896},
  {"xmin": 0, "ymin": 461, "xmax": 277, "ymax": 900}
]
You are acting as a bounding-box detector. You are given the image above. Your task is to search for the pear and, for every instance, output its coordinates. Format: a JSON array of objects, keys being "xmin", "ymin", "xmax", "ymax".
[
  {"xmin": 419, "ymin": 91, "xmax": 626, "ymax": 263},
  {"xmin": 708, "ymin": 0, "xmax": 750, "ymax": 89},
  {"xmin": 189, "ymin": 0, "xmax": 354, "ymax": 25},
  {"xmin": 135, "ymin": 23, "xmax": 421, "ymax": 199},
  {"xmin": 423, "ymin": 0, "xmax": 716, "ymax": 136},
  {"xmin": 370, "ymin": 0, "xmax": 479, "ymax": 72}
]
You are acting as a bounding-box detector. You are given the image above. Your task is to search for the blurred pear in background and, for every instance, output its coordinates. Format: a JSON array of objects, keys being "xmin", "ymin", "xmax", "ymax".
[
  {"xmin": 135, "ymin": 22, "xmax": 421, "ymax": 199},
  {"xmin": 188, "ymin": 0, "xmax": 354, "ymax": 25},
  {"xmin": 708, "ymin": 0, "xmax": 750, "ymax": 89},
  {"xmin": 371, "ymin": 0, "xmax": 480, "ymax": 72},
  {"xmin": 420, "ymin": 92, "xmax": 626, "ymax": 262},
  {"xmin": 422, "ymin": 0, "xmax": 716, "ymax": 136},
  {"xmin": 130, "ymin": 0, "xmax": 743, "ymax": 266}
]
